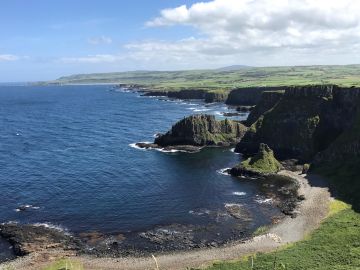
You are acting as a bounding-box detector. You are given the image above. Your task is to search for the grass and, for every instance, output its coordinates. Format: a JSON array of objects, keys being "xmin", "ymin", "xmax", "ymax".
[
  {"xmin": 42, "ymin": 259, "xmax": 83, "ymax": 270},
  {"xmin": 203, "ymin": 200, "xmax": 360, "ymax": 270},
  {"xmin": 45, "ymin": 65, "xmax": 360, "ymax": 90},
  {"xmin": 241, "ymin": 144, "xmax": 282, "ymax": 174}
]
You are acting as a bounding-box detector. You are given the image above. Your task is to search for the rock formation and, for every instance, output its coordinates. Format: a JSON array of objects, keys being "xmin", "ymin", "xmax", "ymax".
[
  {"xmin": 236, "ymin": 85, "xmax": 341, "ymax": 161},
  {"xmin": 204, "ymin": 90, "xmax": 228, "ymax": 103},
  {"xmin": 225, "ymin": 86, "xmax": 285, "ymax": 106},
  {"xmin": 155, "ymin": 114, "xmax": 247, "ymax": 147},
  {"xmin": 245, "ymin": 91, "xmax": 284, "ymax": 126},
  {"xmin": 230, "ymin": 144, "xmax": 282, "ymax": 176}
]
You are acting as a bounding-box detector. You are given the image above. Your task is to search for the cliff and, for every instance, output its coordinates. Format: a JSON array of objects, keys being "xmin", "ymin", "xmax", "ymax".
[
  {"xmin": 230, "ymin": 144, "xmax": 282, "ymax": 176},
  {"xmin": 236, "ymin": 85, "xmax": 355, "ymax": 161},
  {"xmin": 204, "ymin": 90, "xmax": 229, "ymax": 103},
  {"xmin": 155, "ymin": 114, "xmax": 247, "ymax": 147},
  {"xmin": 245, "ymin": 90, "xmax": 285, "ymax": 126},
  {"xmin": 226, "ymin": 86, "xmax": 285, "ymax": 106}
]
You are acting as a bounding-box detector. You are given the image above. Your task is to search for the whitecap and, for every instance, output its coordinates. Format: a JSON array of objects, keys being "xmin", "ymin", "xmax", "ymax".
[
  {"xmin": 193, "ymin": 108, "xmax": 211, "ymax": 112},
  {"xmin": 15, "ymin": 204, "xmax": 40, "ymax": 212},
  {"xmin": 233, "ymin": 191, "xmax": 247, "ymax": 196},
  {"xmin": 33, "ymin": 222, "xmax": 68, "ymax": 233},
  {"xmin": 217, "ymin": 168, "xmax": 231, "ymax": 176},
  {"xmin": 254, "ymin": 196, "xmax": 274, "ymax": 204},
  {"xmin": 224, "ymin": 203, "xmax": 241, "ymax": 208},
  {"xmin": 155, "ymin": 148, "xmax": 180, "ymax": 153},
  {"xmin": 129, "ymin": 142, "xmax": 153, "ymax": 150}
]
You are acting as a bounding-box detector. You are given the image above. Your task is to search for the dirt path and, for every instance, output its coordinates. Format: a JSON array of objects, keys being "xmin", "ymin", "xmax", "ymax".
[{"xmin": 1, "ymin": 171, "xmax": 331, "ymax": 270}]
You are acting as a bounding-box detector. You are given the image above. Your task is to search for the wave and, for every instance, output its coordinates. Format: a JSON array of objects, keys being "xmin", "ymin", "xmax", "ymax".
[
  {"xmin": 15, "ymin": 204, "xmax": 40, "ymax": 212},
  {"xmin": 129, "ymin": 142, "xmax": 152, "ymax": 150},
  {"xmin": 33, "ymin": 222, "xmax": 69, "ymax": 233},
  {"xmin": 230, "ymin": 148, "xmax": 240, "ymax": 154},
  {"xmin": 193, "ymin": 108, "xmax": 211, "ymax": 112},
  {"xmin": 216, "ymin": 168, "xmax": 231, "ymax": 176},
  {"xmin": 233, "ymin": 191, "xmax": 247, "ymax": 196},
  {"xmin": 189, "ymin": 209, "xmax": 211, "ymax": 216},
  {"xmin": 254, "ymin": 195, "xmax": 273, "ymax": 204}
]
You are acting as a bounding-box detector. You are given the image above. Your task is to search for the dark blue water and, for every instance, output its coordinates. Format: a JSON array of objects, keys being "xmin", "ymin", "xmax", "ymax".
[{"xmin": 0, "ymin": 85, "xmax": 279, "ymax": 247}]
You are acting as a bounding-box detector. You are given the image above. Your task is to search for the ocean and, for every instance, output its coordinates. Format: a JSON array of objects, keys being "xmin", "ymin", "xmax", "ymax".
[{"xmin": 0, "ymin": 85, "xmax": 281, "ymax": 257}]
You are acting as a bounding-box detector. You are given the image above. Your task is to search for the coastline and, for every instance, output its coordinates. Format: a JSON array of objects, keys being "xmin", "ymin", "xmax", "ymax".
[{"xmin": 1, "ymin": 170, "xmax": 331, "ymax": 270}]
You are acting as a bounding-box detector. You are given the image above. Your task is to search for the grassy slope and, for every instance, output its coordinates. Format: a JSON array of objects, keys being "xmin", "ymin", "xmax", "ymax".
[
  {"xmin": 204, "ymin": 201, "xmax": 360, "ymax": 270},
  {"xmin": 241, "ymin": 145, "xmax": 282, "ymax": 174},
  {"xmin": 48, "ymin": 65, "xmax": 360, "ymax": 90}
]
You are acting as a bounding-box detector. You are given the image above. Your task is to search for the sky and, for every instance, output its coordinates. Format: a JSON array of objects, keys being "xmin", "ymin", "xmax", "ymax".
[{"xmin": 1, "ymin": 0, "xmax": 360, "ymax": 82}]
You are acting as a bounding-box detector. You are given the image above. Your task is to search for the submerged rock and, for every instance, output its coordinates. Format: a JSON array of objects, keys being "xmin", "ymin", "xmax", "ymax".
[
  {"xmin": 230, "ymin": 144, "xmax": 282, "ymax": 177},
  {"xmin": 154, "ymin": 114, "xmax": 247, "ymax": 147}
]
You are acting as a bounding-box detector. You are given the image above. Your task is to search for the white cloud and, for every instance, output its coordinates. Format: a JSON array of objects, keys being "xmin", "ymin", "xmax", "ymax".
[
  {"xmin": 0, "ymin": 54, "xmax": 20, "ymax": 62},
  {"xmin": 60, "ymin": 0, "xmax": 360, "ymax": 69},
  {"xmin": 60, "ymin": 54, "xmax": 123, "ymax": 64},
  {"xmin": 87, "ymin": 36, "xmax": 113, "ymax": 45},
  {"xmin": 137, "ymin": 0, "xmax": 360, "ymax": 66}
]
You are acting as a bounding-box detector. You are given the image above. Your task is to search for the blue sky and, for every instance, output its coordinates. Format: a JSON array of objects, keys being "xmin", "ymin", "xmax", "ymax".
[{"xmin": 1, "ymin": 0, "xmax": 360, "ymax": 82}]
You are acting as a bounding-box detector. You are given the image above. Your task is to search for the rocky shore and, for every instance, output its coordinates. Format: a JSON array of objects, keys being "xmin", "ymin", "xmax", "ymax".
[{"xmin": 3, "ymin": 83, "xmax": 359, "ymax": 269}]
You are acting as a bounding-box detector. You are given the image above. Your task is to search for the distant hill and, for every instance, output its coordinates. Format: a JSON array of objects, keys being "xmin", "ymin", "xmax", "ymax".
[
  {"xmin": 40, "ymin": 64, "xmax": 360, "ymax": 90},
  {"xmin": 216, "ymin": 65, "xmax": 251, "ymax": 71}
]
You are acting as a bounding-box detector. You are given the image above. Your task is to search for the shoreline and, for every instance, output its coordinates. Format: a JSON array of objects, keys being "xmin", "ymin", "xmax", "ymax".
[{"xmin": 1, "ymin": 170, "xmax": 331, "ymax": 270}]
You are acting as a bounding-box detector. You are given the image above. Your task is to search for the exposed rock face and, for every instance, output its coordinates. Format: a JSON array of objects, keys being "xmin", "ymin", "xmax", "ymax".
[
  {"xmin": 246, "ymin": 91, "xmax": 285, "ymax": 126},
  {"xmin": 230, "ymin": 144, "xmax": 282, "ymax": 177},
  {"xmin": 226, "ymin": 87, "xmax": 285, "ymax": 106},
  {"xmin": 155, "ymin": 115, "xmax": 247, "ymax": 147},
  {"xmin": 204, "ymin": 91, "xmax": 229, "ymax": 103},
  {"xmin": 141, "ymin": 91, "xmax": 168, "ymax": 97},
  {"xmin": 236, "ymin": 85, "xmax": 360, "ymax": 160},
  {"xmin": 236, "ymin": 85, "xmax": 345, "ymax": 161},
  {"xmin": 167, "ymin": 89, "xmax": 207, "ymax": 100},
  {"xmin": 0, "ymin": 224, "xmax": 82, "ymax": 256}
]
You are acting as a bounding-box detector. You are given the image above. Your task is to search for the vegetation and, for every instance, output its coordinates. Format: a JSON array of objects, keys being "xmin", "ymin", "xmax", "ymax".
[
  {"xmin": 46, "ymin": 65, "xmax": 360, "ymax": 90},
  {"xmin": 241, "ymin": 144, "xmax": 282, "ymax": 174},
  {"xmin": 42, "ymin": 259, "xmax": 83, "ymax": 270},
  {"xmin": 314, "ymin": 159, "xmax": 360, "ymax": 212},
  {"xmin": 203, "ymin": 200, "xmax": 360, "ymax": 270}
]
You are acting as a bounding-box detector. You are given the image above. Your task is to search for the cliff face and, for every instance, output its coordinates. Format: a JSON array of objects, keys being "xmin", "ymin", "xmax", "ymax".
[
  {"xmin": 226, "ymin": 86, "xmax": 285, "ymax": 106},
  {"xmin": 155, "ymin": 114, "xmax": 247, "ymax": 147},
  {"xmin": 204, "ymin": 91, "xmax": 228, "ymax": 103},
  {"xmin": 246, "ymin": 91, "xmax": 285, "ymax": 126},
  {"xmin": 236, "ymin": 85, "xmax": 359, "ymax": 161},
  {"xmin": 167, "ymin": 89, "xmax": 207, "ymax": 100},
  {"xmin": 314, "ymin": 88, "xmax": 360, "ymax": 164}
]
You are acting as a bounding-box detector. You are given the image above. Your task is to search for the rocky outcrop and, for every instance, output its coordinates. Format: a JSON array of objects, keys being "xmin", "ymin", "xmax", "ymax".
[
  {"xmin": 236, "ymin": 85, "xmax": 360, "ymax": 161},
  {"xmin": 246, "ymin": 91, "xmax": 285, "ymax": 126},
  {"xmin": 154, "ymin": 115, "xmax": 247, "ymax": 147},
  {"xmin": 141, "ymin": 91, "xmax": 168, "ymax": 97},
  {"xmin": 230, "ymin": 144, "xmax": 282, "ymax": 177},
  {"xmin": 226, "ymin": 87, "xmax": 285, "ymax": 106},
  {"xmin": 167, "ymin": 89, "xmax": 207, "ymax": 100},
  {"xmin": 204, "ymin": 91, "xmax": 229, "ymax": 103},
  {"xmin": 235, "ymin": 85, "xmax": 343, "ymax": 161},
  {"xmin": 0, "ymin": 223, "xmax": 82, "ymax": 256}
]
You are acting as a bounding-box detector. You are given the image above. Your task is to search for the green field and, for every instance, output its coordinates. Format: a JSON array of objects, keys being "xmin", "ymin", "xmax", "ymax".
[
  {"xmin": 47, "ymin": 65, "xmax": 360, "ymax": 91},
  {"xmin": 203, "ymin": 200, "xmax": 360, "ymax": 270}
]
